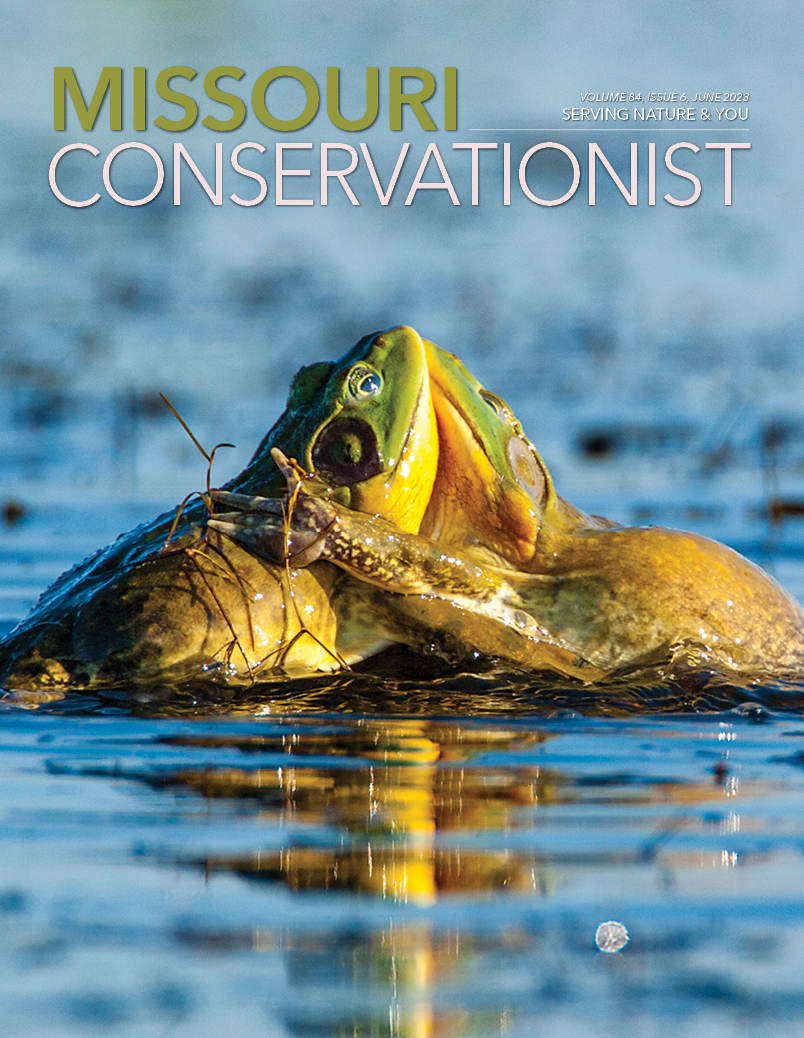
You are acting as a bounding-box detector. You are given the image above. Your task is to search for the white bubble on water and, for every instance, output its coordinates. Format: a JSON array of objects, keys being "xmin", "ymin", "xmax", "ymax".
[{"xmin": 595, "ymin": 920, "xmax": 629, "ymax": 953}]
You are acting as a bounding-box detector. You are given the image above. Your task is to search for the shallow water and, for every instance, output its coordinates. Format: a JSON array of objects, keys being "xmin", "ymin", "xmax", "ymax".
[{"xmin": 5, "ymin": 699, "xmax": 804, "ymax": 1037}]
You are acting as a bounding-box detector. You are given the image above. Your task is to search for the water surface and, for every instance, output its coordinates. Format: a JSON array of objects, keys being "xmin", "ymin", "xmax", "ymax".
[{"xmin": 4, "ymin": 697, "xmax": 804, "ymax": 1037}]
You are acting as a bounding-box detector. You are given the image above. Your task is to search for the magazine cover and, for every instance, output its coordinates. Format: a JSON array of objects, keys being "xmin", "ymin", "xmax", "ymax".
[{"xmin": 1, "ymin": 1, "xmax": 803, "ymax": 1035}]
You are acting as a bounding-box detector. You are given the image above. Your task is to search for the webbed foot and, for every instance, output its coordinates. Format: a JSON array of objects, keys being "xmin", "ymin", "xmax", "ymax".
[{"xmin": 208, "ymin": 449, "xmax": 337, "ymax": 566}]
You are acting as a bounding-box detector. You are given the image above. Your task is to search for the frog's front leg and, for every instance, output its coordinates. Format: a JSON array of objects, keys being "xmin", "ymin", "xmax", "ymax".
[
  {"xmin": 208, "ymin": 476, "xmax": 602, "ymax": 681},
  {"xmin": 210, "ymin": 489, "xmax": 336, "ymax": 569},
  {"xmin": 210, "ymin": 484, "xmax": 504, "ymax": 600}
]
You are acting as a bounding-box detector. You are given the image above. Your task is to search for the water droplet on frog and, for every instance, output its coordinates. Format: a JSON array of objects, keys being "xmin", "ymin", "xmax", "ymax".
[
  {"xmin": 731, "ymin": 702, "xmax": 769, "ymax": 723},
  {"xmin": 423, "ymin": 638, "xmax": 447, "ymax": 658}
]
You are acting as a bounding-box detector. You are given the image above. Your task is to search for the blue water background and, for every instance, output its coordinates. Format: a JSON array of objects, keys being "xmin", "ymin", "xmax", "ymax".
[{"xmin": 3, "ymin": 0, "xmax": 804, "ymax": 1034}]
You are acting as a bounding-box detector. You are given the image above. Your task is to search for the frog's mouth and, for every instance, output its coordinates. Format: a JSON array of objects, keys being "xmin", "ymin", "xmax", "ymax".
[{"xmin": 311, "ymin": 417, "xmax": 383, "ymax": 486}]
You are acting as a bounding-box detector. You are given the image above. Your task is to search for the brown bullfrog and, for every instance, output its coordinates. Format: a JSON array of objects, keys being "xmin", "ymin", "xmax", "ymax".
[
  {"xmin": 0, "ymin": 328, "xmax": 440, "ymax": 691},
  {"xmin": 213, "ymin": 331, "xmax": 804, "ymax": 683}
]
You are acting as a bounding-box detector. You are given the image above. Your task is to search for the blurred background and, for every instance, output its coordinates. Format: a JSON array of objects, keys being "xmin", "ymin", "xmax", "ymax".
[{"xmin": 2, "ymin": 1, "xmax": 804, "ymax": 600}]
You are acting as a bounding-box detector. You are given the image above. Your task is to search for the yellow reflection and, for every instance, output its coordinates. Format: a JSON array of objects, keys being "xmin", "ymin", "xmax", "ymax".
[
  {"xmin": 153, "ymin": 718, "xmax": 766, "ymax": 1038},
  {"xmin": 158, "ymin": 717, "xmax": 761, "ymax": 901},
  {"xmin": 164, "ymin": 719, "xmax": 552, "ymax": 904}
]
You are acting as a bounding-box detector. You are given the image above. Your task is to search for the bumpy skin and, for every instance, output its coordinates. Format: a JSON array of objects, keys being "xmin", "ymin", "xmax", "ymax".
[
  {"xmin": 0, "ymin": 327, "xmax": 439, "ymax": 691},
  {"xmin": 421, "ymin": 342, "xmax": 804, "ymax": 677},
  {"xmin": 214, "ymin": 338, "xmax": 804, "ymax": 683},
  {"xmin": 210, "ymin": 472, "xmax": 605, "ymax": 681}
]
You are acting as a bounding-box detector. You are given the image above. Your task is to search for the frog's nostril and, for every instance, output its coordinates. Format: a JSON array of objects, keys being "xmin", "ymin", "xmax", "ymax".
[{"xmin": 311, "ymin": 417, "xmax": 383, "ymax": 486}]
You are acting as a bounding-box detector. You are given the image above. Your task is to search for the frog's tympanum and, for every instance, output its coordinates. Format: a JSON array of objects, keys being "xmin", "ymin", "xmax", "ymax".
[
  {"xmin": 211, "ymin": 329, "xmax": 804, "ymax": 684},
  {"xmin": 0, "ymin": 328, "xmax": 439, "ymax": 691}
]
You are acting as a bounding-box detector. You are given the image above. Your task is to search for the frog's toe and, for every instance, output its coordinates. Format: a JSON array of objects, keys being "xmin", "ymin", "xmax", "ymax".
[
  {"xmin": 207, "ymin": 515, "xmax": 283, "ymax": 563},
  {"xmin": 210, "ymin": 490, "xmax": 281, "ymax": 514},
  {"xmin": 208, "ymin": 512, "xmax": 328, "ymax": 567}
]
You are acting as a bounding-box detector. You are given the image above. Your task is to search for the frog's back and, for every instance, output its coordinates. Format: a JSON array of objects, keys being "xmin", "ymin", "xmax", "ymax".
[{"xmin": 530, "ymin": 521, "xmax": 804, "ymax": 677}]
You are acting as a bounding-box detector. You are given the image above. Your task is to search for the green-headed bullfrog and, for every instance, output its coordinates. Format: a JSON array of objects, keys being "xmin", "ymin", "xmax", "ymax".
[
  {"xmin": 0, "ymin": 328, "xmax": 440, "ymax": 691},
  {"xmin": 212, "ymin": 329, "xmax": 804, "ymax": 683}
]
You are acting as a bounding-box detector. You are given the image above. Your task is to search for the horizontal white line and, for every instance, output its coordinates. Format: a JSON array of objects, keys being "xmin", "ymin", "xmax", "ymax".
[{"xmin": 467, "ymin": 127, "xmax": 750, "ymax": 132}]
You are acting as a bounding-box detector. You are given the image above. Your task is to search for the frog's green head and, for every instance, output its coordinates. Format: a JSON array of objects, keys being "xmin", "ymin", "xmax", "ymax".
[
  {"xmin": 238, "ymin": 326, "xmax": 438, "ymax": 533},
  {"xmin": 420, "ymin": 340, "xmax": 555, "ymax": 566}
]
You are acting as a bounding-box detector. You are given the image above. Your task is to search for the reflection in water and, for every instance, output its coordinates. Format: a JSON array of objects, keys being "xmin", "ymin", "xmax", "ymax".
[
  {"xmin": 155, "ymin": 722, "xmax": 553, "ymax": 903},
  {"xmin": 156, "ymin": 720, "xmax": 554, "ymax": 1037},
  {"xmin": 95, "ymin": 715, "xmax": 754, "ymax": 1038},
  {"xmin": 8, "ymin": 703, "xmax": 804, "ymax": 1036},
  {"xmin": 174, "ymin": 919, "xmax": 521, "ymax": 1038},
  {"xmin": 134, "ymin": 719, "xmax": 556, "ymax": 1037}
]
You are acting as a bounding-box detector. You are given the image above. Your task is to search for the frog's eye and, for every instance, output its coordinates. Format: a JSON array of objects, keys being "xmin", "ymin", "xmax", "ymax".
[
  {"xmin": 346, "ymin": 366, "xmax": 383, "ymax": 403},
  {"xmin": 507, "ymin": 437, "xmax": 546, "ymax": 508}
]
